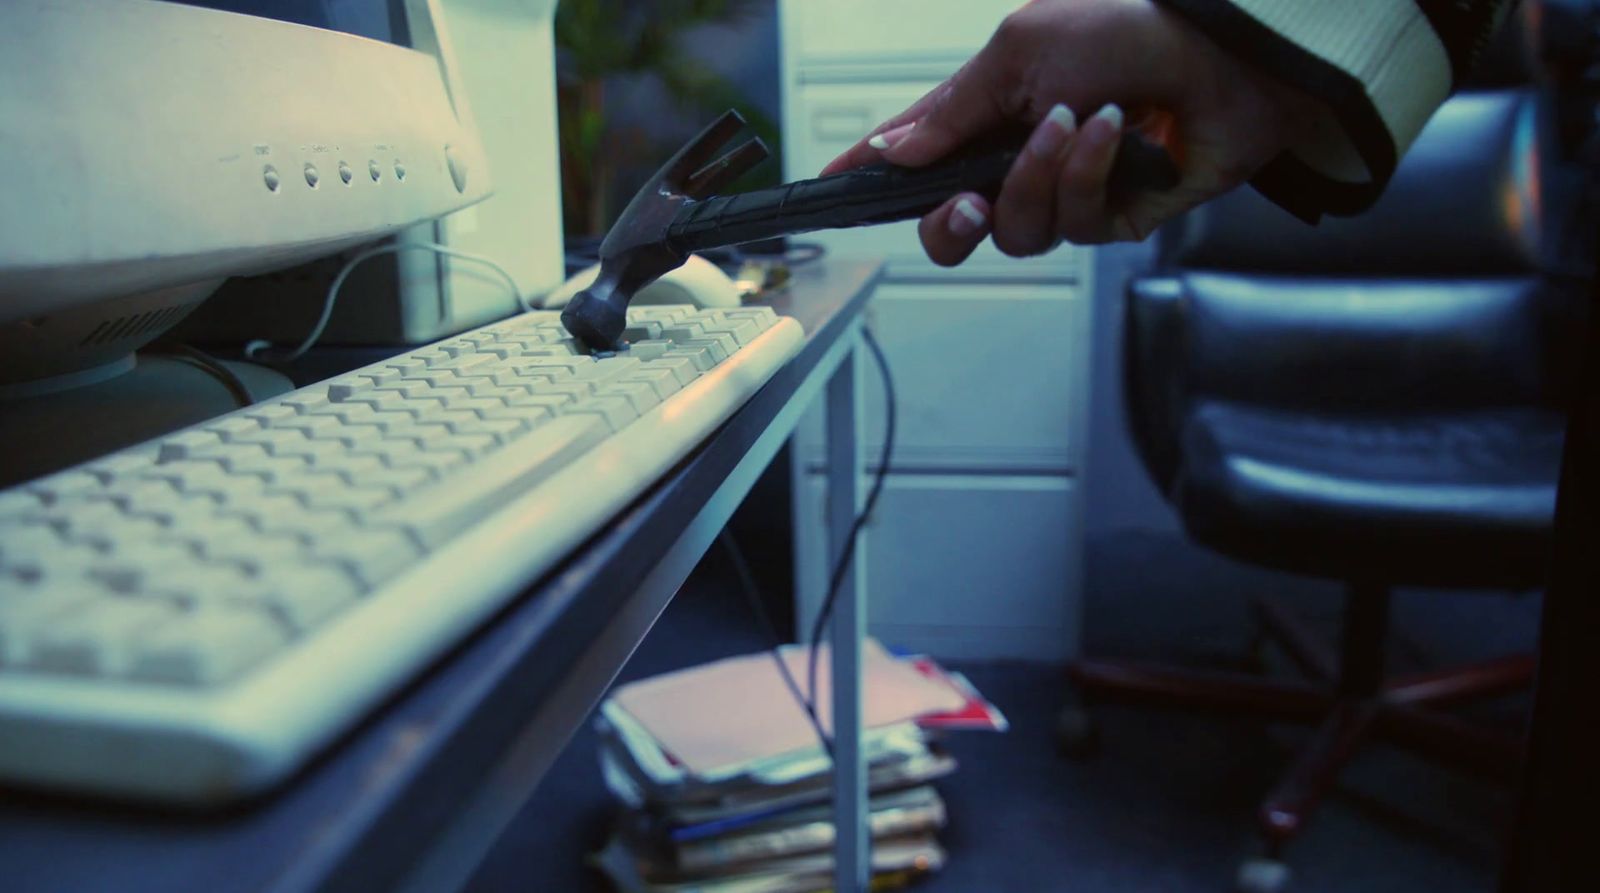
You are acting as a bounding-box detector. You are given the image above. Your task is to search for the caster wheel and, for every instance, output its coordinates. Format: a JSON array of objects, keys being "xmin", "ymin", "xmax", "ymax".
[
  {"xmin": 1236, "ymin": 857, "xmax": 1291, "ymax": 893},
  {"xmin": 1055, "ymin": 705, "xmax": 1100, "ymax": 760}
]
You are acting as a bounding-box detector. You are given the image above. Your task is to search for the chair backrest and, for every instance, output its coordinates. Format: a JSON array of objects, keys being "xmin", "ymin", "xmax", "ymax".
[
  {"xmin": 1161, "ymin": 91, "xmax": 1541, "ymax": 275},
  {"xmin": 1124, "ymin": 86, "xmax": 1576, "ymax": 493}
]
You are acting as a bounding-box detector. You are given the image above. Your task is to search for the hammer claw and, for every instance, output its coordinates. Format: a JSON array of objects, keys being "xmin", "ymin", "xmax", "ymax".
[
  {"xmin": 662, "ymin": 108, "xmax": 750, "ymax": 188},
  {"xmin": 684, "ymin": 137, "xmax": 770, "ymax": 198}
]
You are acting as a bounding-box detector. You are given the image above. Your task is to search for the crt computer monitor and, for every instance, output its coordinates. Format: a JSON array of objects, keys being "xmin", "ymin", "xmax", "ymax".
[
  {"xmin": 171, "ymin": 0, "xmax": 566, "ymax": 349},
  {"xmin": 0, "ymin": 0, "xmax": 561, "ymax": 483}
]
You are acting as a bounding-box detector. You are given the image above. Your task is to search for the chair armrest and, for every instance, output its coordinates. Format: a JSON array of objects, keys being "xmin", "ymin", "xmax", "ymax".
[
  {"xmin": 1173, "ymin": 272, "xmax": 1548, "ymax": 413},
  {"xmin": 1123, "ymin": 276, "xmax": 1190, "ymax": 495}
]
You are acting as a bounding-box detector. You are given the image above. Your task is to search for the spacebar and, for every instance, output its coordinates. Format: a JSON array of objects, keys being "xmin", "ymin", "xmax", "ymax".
[{"xmin": 375, "ymin": 414, "xmax": 610, "ymax": 549}]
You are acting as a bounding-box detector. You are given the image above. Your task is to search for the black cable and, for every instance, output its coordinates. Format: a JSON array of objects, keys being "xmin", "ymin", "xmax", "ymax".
[
  {"xmin": 718, "ymin": 530, "xmax": 835, "ymax": 763},
  {"xmin": 146, "ymin": 343, "xmax": 255, "ymax": 407},
  {"xmin": 783, "ymin": 241, "xmax": 827, "ymax": 267},
  {"xmin": 804, "ymin": 326, "xmax": 896, "ymax": 750}
]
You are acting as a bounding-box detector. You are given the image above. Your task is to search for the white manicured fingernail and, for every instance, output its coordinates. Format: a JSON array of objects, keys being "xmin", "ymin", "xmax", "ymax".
[
  {"xmin": 949, "ymin": 198, "xmax": 987, "ymax": 237},
  {"xmin": 1093, "ymin": 103, "xmax": 1124, "ymax": 132},
  {"xmin": 868, "ymin": 121, "xmax": 916, "ymax": 151},
  {"xmin": 1028, "ymin": 103, "xmax": 1078, "ymax": 159}
]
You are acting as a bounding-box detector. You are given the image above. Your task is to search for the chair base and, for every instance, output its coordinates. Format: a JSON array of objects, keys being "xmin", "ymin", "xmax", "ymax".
[{"xmin": 1067, "ymin": 589, "xmax": 1531, "ymax": 860}]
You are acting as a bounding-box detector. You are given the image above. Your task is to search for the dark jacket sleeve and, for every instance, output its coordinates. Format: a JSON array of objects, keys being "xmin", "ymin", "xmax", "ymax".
[{"xmin": 1150, "ymin": 0, "xmax": 1516, "ymax": 221}]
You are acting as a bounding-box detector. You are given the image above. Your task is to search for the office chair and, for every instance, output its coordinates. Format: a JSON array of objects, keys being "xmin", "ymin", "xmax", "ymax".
[{"xmin": 1062, "ymin": 82, "xmax": 1582, "ymax": 892}]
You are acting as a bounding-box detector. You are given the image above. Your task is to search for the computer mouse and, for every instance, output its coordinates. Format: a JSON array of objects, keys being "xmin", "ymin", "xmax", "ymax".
[{"xmin": 542, "ymin": 254, "xmax": 742, "ymax": 310}]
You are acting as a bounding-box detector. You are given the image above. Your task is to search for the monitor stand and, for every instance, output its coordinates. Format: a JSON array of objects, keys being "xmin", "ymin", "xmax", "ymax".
[
  {"xmin": 0, "ymin": 353, "xmax": 293, "ymax": 489},
  {"xmin": 0, "ymin": 280, "xmax": 297, "ymax": 487}
]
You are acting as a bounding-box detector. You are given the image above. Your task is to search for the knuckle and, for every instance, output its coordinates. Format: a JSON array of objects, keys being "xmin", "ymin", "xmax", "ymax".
[
  {"xmin": 992, "ymin": 11, "xmax": 1029, "ymax": 50},
  {"xmin": 992, "ymin": 227, "xmax": 1049, "ymax": 258}
]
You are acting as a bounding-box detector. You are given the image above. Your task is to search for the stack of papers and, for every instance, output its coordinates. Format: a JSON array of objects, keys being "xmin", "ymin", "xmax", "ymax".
[{"xmin": 588, "ymin": 640, "xmax": 1006, "ymax": 892}]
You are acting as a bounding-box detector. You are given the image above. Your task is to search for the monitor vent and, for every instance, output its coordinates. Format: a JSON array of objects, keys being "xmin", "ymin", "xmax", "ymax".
[{"xmin": 79, "ymin": 305, "xmax": 191, "ymax": 346}]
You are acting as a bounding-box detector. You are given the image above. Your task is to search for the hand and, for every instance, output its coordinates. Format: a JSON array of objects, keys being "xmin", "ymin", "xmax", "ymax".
[{"xmin": 820, "ymin": 0, "xmax": 1320, "ymax": 265}]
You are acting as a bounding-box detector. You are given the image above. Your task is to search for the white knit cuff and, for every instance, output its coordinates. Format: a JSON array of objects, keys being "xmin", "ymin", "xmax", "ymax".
[{"xmin": 1224, "ymin": 0, "xmax": 1453, "ymax": 185}]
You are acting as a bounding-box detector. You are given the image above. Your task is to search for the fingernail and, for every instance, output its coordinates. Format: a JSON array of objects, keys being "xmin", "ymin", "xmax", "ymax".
[
  {"xmin": 1092, "ymin": 103, "xmax": 1124, "ymax": 133},
  {"xmin": 948, "ymin": 198, "xmax": 987, "ymax": 238},
  {"xmin": 868, "ymin": 121, "xmax": 916, "ymax": 151},
  {"xmin": 1027, "ymin": 104, "xmax": 1077, "ymax": 159}
]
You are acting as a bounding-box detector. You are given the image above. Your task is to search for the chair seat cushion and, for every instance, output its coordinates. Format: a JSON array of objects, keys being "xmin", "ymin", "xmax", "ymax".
[{"xmin": 1175, "ymin": 401, "xmax": 1563, "ymax": 588}]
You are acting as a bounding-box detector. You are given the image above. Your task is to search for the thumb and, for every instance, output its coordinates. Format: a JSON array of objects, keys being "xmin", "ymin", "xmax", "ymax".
[{"xmin": 879, "ymin": 51, "xmax": 1012, "ymax": 168}]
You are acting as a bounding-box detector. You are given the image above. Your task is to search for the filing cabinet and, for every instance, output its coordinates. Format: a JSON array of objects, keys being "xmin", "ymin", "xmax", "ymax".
[{"xmin": 781, "ymin": 1, "xmax": 1092, "ymax": 659}]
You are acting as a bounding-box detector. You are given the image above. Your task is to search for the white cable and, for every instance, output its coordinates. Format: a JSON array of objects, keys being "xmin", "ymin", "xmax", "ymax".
[{"xmin": 245, "ymin": 241, "xmax": 532, "ymax": 363}]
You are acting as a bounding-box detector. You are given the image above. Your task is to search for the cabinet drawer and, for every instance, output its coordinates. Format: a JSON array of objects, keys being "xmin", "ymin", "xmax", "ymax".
[
  {"xmin": 785, "ymin": 0, "xmax": 1004, "ymax": 66},
  {"xmin": 784, "ymin": 83, "xmax": 1084, "ymax": 282},
  {"xmin": 799, "ymin": 284, "xmax": 1088, "ymax": 472},
  {"xmin": 795, "ymin": 473, "xmax": 1082, "ymax": 661}
]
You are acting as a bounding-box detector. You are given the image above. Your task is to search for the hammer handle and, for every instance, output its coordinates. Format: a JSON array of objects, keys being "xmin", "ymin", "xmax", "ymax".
[{"xmin": 666, "ymin": 122, "xmax": 1180, "ymax": 254}]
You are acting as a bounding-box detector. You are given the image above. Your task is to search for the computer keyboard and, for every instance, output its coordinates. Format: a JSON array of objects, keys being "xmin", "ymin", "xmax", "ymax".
[{"xmin": 0, "ymin": 304, "xmax": 803, "ymax": 804}]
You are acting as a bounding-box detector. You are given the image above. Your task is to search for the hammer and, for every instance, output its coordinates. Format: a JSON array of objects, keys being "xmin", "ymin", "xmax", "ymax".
[{"xmin": 560, "ymin": 109, "xmax": 1179, "ymax": 352}]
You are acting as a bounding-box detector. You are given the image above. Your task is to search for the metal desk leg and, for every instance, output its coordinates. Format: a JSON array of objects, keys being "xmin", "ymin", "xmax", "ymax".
[{"xmin": 826, "ymin": 331, "xmax": 868, "ymax": 893}]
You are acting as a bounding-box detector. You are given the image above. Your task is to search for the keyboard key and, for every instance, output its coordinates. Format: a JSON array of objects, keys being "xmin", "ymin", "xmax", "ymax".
[
  {"xmin": 620, "ymin": 367, "xmax": 684, "ymax": 401},
  {"xmin": 354, "ymin": 466, "xmax": 434, "ymax": 497},
  {"xmin": 247, "ymin": 504, "xmax": 359, "ymax": 544},
  {"xmin": 209, "ymin": 415, "xmax": 265, "ymax": 441},
  {"xmin": 624, "ymin": 339, "xmax": 674, "ymax": 361},
  {"xmin": 384, "ymin": 448, "xmax": 469, "ymax": 479},
  {"xmin": 570, "ymin": 357, "xmax": 642, "ymax": 390},
  {"xmin": 26, "ymin": 597, "xmax": 183, "ymax": 676},
  {"xmin": 603, "ymin": 380, "xmax": 662, "ymax": 415},
  {"xmin": 662, "ymin": 325, "xmax": 738, "ymax": 358},
  {"xmin": 251, "ymin": 566, "xmax": 365, "ymax": 629},
  {"xmin": 85, "ymin": 448, "xmax": 162, "ymax": 481},
  {"xmin": 501, "ymin": 392, "xmax": 572, "ymax": 415},
  {"xmin": 156, "ymin": 563, "xmax": 271, "ymax": 599},
  {"xmin": 0, "ymin": 490, "xmax": 47, "ymax": 521},
  {"xmin": 128, "ymin": 606, "xmax": 290, "ymax": 685},
  {"xmin": 139, "ymin": 460, "xmax": 249, "ymax": 499},
  {"xmin": 316, "ymin": 528, "xmax": 419, "ymax": 588},
  {"xmin": 565, "ymin": 395, "xmax": 638, "ymax": 431},
  {"xmin": 377, "ymin": 414, "xmax": 607, "ymax": 547},
  {"xmin": 622, "ymin": 320, "xmax": 663, "ymax": 342},
  {"xmin": 0, "ymin": 522, "xmax": 68, "ymax": 569},
  {"xmin": 280, "ymin": 391, "xmax": 332, "ymax": 414},
  {"xmin": 664, "ymin": 345, "xmax": 716, "ymax": 372},
  {"xmin": 0, "ymin": 591, "xmax": 99, "ymax": 666},
  {"xmin": 296, "ymin": 485, "xmax": 393, "ymax": 515},
  {"xmin": 89, "ymin": 542, "xmax": 200, "ymax": 593},
  {"xmin": 247, "ymin": 404, "xmax": 300, "ymax": 426},
  {"xmin": 696, "ymin": 317, "xmax": 762, "ymax": 346},
  {"xmin": 719, "ymin": 306, "xmax": 778, "ymax": 323},
  {"xmin": 428, "ymin": 352, "xmax": 497, "ymax": 372},
  {"xmin": 671, "ymin": 337, "xmax": 729, "ymax": 364},
  {"xmin": 51, "ymin": 503, "xmax": 166, "ymax": 547},
  {"xmin": 28, "ymin": 471, "xmax": 107, "ymax": 504}
]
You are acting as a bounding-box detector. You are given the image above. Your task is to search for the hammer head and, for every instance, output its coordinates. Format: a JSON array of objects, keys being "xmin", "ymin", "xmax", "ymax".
[{"xmin": 561, "ymin": 110, "xmax": 769, "ymax": 351}]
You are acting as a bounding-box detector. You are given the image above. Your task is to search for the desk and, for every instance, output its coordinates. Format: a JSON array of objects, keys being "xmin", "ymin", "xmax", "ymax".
[{"xmin": 0, "ymin": 260, "xmax": 883, "ymax": 893}]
